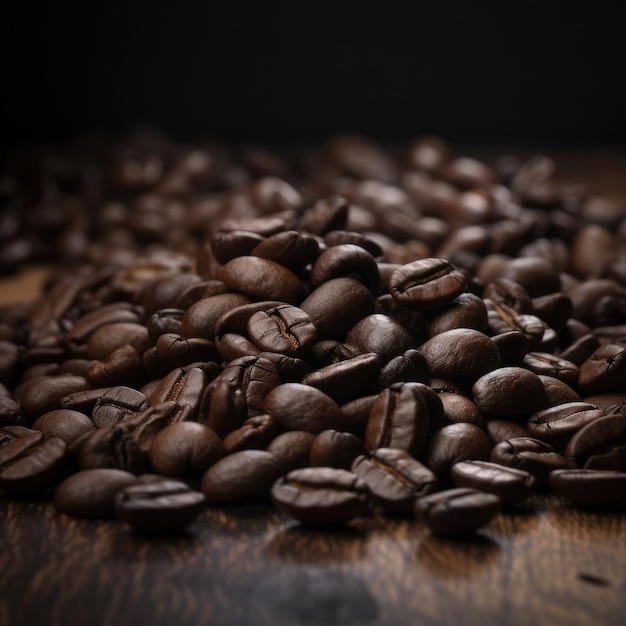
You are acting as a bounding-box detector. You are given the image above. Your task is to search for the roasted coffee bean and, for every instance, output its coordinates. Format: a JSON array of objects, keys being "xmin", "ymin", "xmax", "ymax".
[
  {"xmin": 215, "ymin": 334, "xmax": 262, "ymax": 363},
  {"xmin": 271, "ymin": 466, "xmax": 370, "ymax": 526},
  {"xmin": 88, "ymin": 344, "xmax": 144, "ymax": 388},
  {"xmin": 310, "ymin": 430, "xmax": 367, "ymax": 470},
  {"xmin": 485, "ymin": 420, "xmax": 531, "ymax": 446},
  {"xmin": 86, "ymin": 323, "xmax": 150, "ymax": 361},
  {"xmin": 558, "ymin": 334, "xmax": 601, "ymax": 367},
  {"xmin": 209, "ymin": 229, "xmax": 266, "ymax": 264},
  {"xmin": 578, "ymin": 344, "xmax": 626, "ymax": 394},
  {"xmin": 427, "ymin": 292, "xmax": 488, "ymax": 337},
  {"xmin": 532, "ymin": 293, "xmax": 573, "ymax": 330},
  {"xmin": 496, "ymin": 257, "xmax": 561, "ymax": 297},
  {"xmin": 419, "ymin": 329, "xmax": 501, "ymax": 388},
  {"xmin": 522, "ymin": 353, "xmax": 579, "ymax": 387},
  {"xmin": 347, "ymin": 314, "xmax": 414, "ymax": 364},
  {"xmin": 32, "ymin": 409, "xmax": 96, "ymax": 446},
  {"xmin": 251, "ymin": 230, "xmax": 319, "ymax": 271},
  {"xmin": 174, "ymin": 280, "xmax": 230, "ymax": 310},
  {"xmin": 218, "ymin": 256, "xmax": 303, "ymax": 303},
  {"xmin": 18, "ymin": 374, "xmax": 89, "ymax": 424},
  {"xmin": 247, "ymin": 305, "xmax": 318, "ymax": 356},
  {"xmin": 483, "ymin": 279, "xmax": 534, "ymax": 315},
  {"xmin": 149, "ymin": 422, "xmax": 225, "ymax": 476},
  {"xmin": 439, "ymin": 157, "xmax": 497, "ymax": 189},
  {"xmin": 154, "ymin": 333, "xmax": 217, "ymax": 370},
  {"xmin": 266, "ymin": 431, "xmax": 316, "ymax": 471},
  {"xmin": 115, "ymin": 480, "xmax": 206, "ymax": 531},
  {"xmin": 77, "ymin": 424, "xmax": 146, "ymax": 474},
  {"xmin": 491, "ymin": 437, "xmax": 572, "ymax": 485},
  {"xmin": 365, "ymin": 382, "xmax": 430, "ymax": 457},
  {"xmin": 425, "ymin": 423, "xmax": 492, "ymax": 478},
  {"xmin": 389, "ymin": 258, "xmax": 467, "ymax": 310},
  {"xmin": 0, "ymin": 394, "xmax": 20, "ymax": 427},
  {"xmin": 583, "ymin": 392, "xmax": 626, "ymax": 416},
  {"xmin": 223, "ymin": 415, "xmax": 277, "ymax": 454},
  {"xmin": 486, "ymin": 300, "xmax": 545, "ymax": 349},
  {"xmin": 300, "ymin": 277, "xmax": 375, "ymax": 340},
  {"xmin": 526, "ymin": 402, "xmax": 605, "ymax": 450},
  {"xmin": 149, "ymin": 367, "xmax": 207, "ymax": 423},
  {"xmin": 300, "ymin": 195, "xmax": 350, "ymax": 235},
  {"xmin": 352, "ymin": 448, "xmax": 437, "ymax": 514},
  {"xmin": 415, "ymin": 488, "xmax": 501, "ymax": 535},
  {"xmin": 539, "ymin": 375, "xmax": 582, "ymax": 406},
  {"xmin": 309, "ymin": 244, "xmax": 380, "ymax": 294},
  {"xmin": 376, "ymin": 349, "xmax": 429, "ymax": 390},
  {"xmin": 141, "ymin": 273, "xmax": 203, "ymax": 315},
  {"xmin": 0, "ymin": 431, "xmax": 67, "ymax": 493},
  {"xmin": 323, "ymin": 230, "xmax": 383, "ymax": 258},
  {"xmin": 438, "ymin": 393, "xmax": 486, "ymax": 429},
  {"xmin": 450, "ymin": 460, "xmax": 537, "ymax": 505},
  {"xmin": 340, "ymin": 395, "xmax": 378, "ymax": 439},
  {"xmin": 266, "ymin": 383, "xmax": 354, "ymax": 433},
  {"xmin": 55, "ymin": 469, "xmax": 140, "ymax": 517},
  {"xmin": 181, "ymin": 293, "xmax": 251, "ymax": 340},
  {"xmin": 302, "ymin": 353, "xmax": 381, "ymax": 404},
  {"xmin": 91, "ymin": 386, "xmax": 150, "ymax": 428},
  {"xmin": 202, "ymin": 449, "xmax": 285, "ymax": 503},
  {"xmin": 146, "ymin": 308, "xmax": 185, "ymax": 343},
  {"xmin": 473, "ymin": 367, "xmax": 547, "ymax": 419},
  {"xmin": 565, "ymin": 414, "xmax": 626, "ymax": 471},
  {"xmin": 549, "ymin": 469, "xmax": 626, "ymax": 506},
  {"xmin": 491, "ymin": 331, "xmax": 529, "ymax": 365}
]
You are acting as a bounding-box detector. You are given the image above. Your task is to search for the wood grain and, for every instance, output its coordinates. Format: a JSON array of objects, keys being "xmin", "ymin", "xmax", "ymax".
[{"xmin": 1, "ymin": 495, "xmax": 625, "ymax": 626}]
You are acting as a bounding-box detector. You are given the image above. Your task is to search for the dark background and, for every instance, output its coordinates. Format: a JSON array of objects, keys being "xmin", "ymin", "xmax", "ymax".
[{"xmin": 3, "ymin": 2, "xmax": 625, "ymax": 146}]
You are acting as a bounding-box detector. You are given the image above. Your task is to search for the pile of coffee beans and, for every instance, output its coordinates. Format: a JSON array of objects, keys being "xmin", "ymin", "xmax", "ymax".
[{"xmin": 1, "ymin": 133, "xmax": 625, "ymax": 535}]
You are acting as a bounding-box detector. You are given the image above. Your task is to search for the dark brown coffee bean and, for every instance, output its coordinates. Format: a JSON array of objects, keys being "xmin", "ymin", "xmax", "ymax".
[
  {"xmin": 527, "ymin": 402, "xmax": 605, "ymax": 451},
  {"xmin": 347, "ymin": 314, "xmax": 414, "ymax": 364},
  {"xmin": 439, "ymin": 157, "xmax": 497, "ymax": 189},
  {"xmin": 438, "ymin": 393, "xmax": 486, "ymax": 429},
  {"xmin": 365, "ymin": 382, "xmax": 430, "ymax": 457},
  {"xmin": 491, "ymin": 437, "xmax": 572, "ymax": 485},
  {"xmin": 340, "ymin": 395, "xmax": 378, "ymax": 439},
  {"xmin": 0, "ymin": 394, "xmax": 20, "ymax": 427},
  {"xmin": 539, "ymin": 375, "xmax": 582, "ymax": 406},
  {"xmin": 0, "ymin": 431, "xmax": 67, "ymax": 493},
  {"xmin": 266, "ymin": 431, "xmax": 316, "ymax": 471},
  {"xmin": 88, "ymin": 345, "xmax": 144, "ymax": 388},
  {"xmin": 565, "ymin": 414, "xmax": 626, "ymax": 472},
  {"xmin": 302, "ymin": 353, "xmax": 381, "ymax": 404},
  {"xmin": 181, "ymin": 293, "xmax": 251, "ymax": 340},
  {"xmin": 154, "ymin": 333, "xmax": 217, "ymax": 370},
  {"xmin": 485, "ymin": 420, "xmax": 531, "ymax": 446},
  {"xmin": 549, "ymin": 469, "xmax": 626, "ymax": 506},
  {"xmin": 486, "ymin": 300, "xmax": 545, "ymax": 349},
  {"xmin": 323, "ymin": 230, "xmax": 383, "ymax": 258},
  {"xmin": 174, "ymin": 280, "xmax": 230, "ymax": 311},
  {"xmin": 271, "ymin": 467, "xmax": 370, "ymax": 526},
  {"xmin": 77, "ymin": 424, "xmax": 146, "ymax": 475},
  {"xmin": 251, "ymin": 230, "xmax": 319, "ymax": 270},
  {"xmin": 558, "ymin": 334, "xmax": 601, "ymax": 367},
  {"xmin": 427, "ymin": 292, "xmax": 488, "ymax": 337},
  {"xmin": 90, "ymin": 386, "xmax": 150, "ymax": 428},
  {"xmin": 310, "ymin": 430, "xmax": 367, "ymax": 470},
  {"xmin": 299, "ymin": 195, "xmax": 350, "ymax": 236},
  {"xmin": 578, "ymin": 344, "xmax": 626, "ymax": 394},
  {"xmin": 419, "ymin": 329, "xmax": 501, "ymax": 388},
  {"xmin": 483, "ymin": 279, "xmax": 534, "ymax": 315},
  {"xmin": 352, "ymin": 448, "xmax": 437, "ymax": 514},
  {"xmin": 141, "ymin": 273, "xmax": 204, "ymax": 315},
  {"xmin": 18, "ymin": 374, "xmax": 89, "ymax": 424},
  {"xmin": 32, "ymin": 409, "xmax": 96, "ymax": 446},
  {"xmin": 115, "ymin": 480, "xmax": 206, "ymax": 531},
  {"xmin": 491, "ymin": 331, "xmax": 530, "ymax": 365},
  {"xmin": 218, "ymin": 256, "xmax": 303, "ymax": 303},
  {"xmin": 450, "ymin": 460, "xmax": 537, "ymax": 505},
  {"xmin": 263, "ymin": 383, "xmax": 349, "ymax": 434},
  {"xmin": 149, "ymin": 367, "xmax": 207, "ymax": 423},
  {"xmin": 415, "ymin": 488, "xmax": 501, "ymax": 535},
  {"xmin": 202, "ymin": 449, "xmax": 285, "ymax": 503},
  {"xmin": 149, "ymin": 421, "xmax": 225, "ymax": 476},
  {"xmin": 496, "ymin": 257, "xmax": 561, "ymax": 297},
  {"xmin": 473, "ymin": 367, "xmax": 547, "ymax": 419},
  {"xmin": 55, "ymin": 469, "xmax": 140, "ymax": 517},
  {"xmin": 86, "ymin": 323, "xmax": 150, "ymax": 361},
  {"xmin": 300, "ymin": 277, "xmax": 375, "ymax": 340},
  {"xmin": 532, "ymin": 293, "xmax": 573, "ymax": 330},
  {"xmin": 522, "ymin": 353, "xmax": 579, "ymax": 387},
  {"xmin": 310, "ymin": 244, "xmax": 380, "ymax": 294},
  {"xmin": 247, "ymin": 305, "xmax": 318, "ymax": 356},
  {"xmin": 425, "ymin": 423, "xmax": 492, "ymax": 478},
  {"xmin": 583, "ymin": 393, "xmax": 626, "ymax": 416},
  {"xmin": 223, "ymin": 415, "xmax": 277, "ymax": 454},
  {"xmin": 390, "ymin": 258, "xmax": 467, "ymax": 310},
  {"xmin": 209, "ymin": 229, "xmax": 266, "ymax": 264},
  {"xmin": 376, "ymin": 349, "xmax": 429, "ymax": 390},
  {"xmin": 145, "ymin": 308, "xmax": 185, "ymax": 343},
  {"xmin": 406, "ymin": 136, "xmax": 450, "ymax": 172}
]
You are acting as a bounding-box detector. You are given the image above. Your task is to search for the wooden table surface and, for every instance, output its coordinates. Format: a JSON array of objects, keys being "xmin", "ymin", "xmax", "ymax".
[{"xmin": 1, "ymin": 144, "xmax": 625, "ymax": 626}]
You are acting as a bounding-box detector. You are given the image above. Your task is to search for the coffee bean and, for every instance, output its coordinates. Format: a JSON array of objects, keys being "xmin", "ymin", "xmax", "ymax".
[
  {"xmin": 347, "ymin": 314, "xmax": 414, "ymax": 364},
  {"xmin": 115, "ymin": 480, "xmax": 206, "ymax": 531},
  {"xmin": 266, "ymin": 431, "xmax": 316, "ymax": 471},
  {"xmin": 32, "ymin": 409, "xmax": 96, "ymax": 446},
  {"xmin": 485, "ymin": 420, "xmax": 531, "ymax": 446},
  {"xmin": 427, "ymin": 292, "xmax": 488, "ymax": 337},
  {"xmin": 578, "ymin": 344, "xmax": 626, "ymax": 394},
  {"xmin": 202, "ymin": 449, "xmax": 285, "ymax": 503},
  {"xmin": 451, "ymin": 460, "xmax": 537, "ymax": 504},
  {"xmin": 223, "ymin": 415, "xmax": 277, "ymax": 454},
  {"xmin": 271, "ymin": 467, "xmax": 370, "ymax": 525},
  {"xmin": 390, "ymin": 258, "xmax": 467, "ymax": 310},
  {"xmin": 310, "ymin": 244, "xmax": 380, "ymax": 294},
  {"xmin": 549, "ymin": 469, "xmax": 626, "ymax": 506},
  {"xmin": 522, "ymin": 353, "xmax": 579, "ymax": 387},
  {"xmin": 565, "ymin": 414, "xmax": 626, "ymax": 472},
  {"xmin": 539, "ymin": 375, "xmax": 582, "ymax": 406},
  {"xmin": 299, "ymin": 195, "xmax": 350, "ymax": 235},
  {"xmin": 415, "ymin": 488, "xmax": 501, "ymax": 535},
  {"xmin": 55, "ymin": 469, "xmax": 140, "ymax": 517},
  {"xmin": 149, "ymin": 367, "xmax": 208, "ymax": 423},
  {"xmin": 181, "ymin": 293, "xmax": 251, "ymax": 340},
  {"xmin": 310, "ymin": 430, "xmax": 367, "ymax": 470},
  {"xmin": 251, "ymin": 230, "xmax": 319, "ymax": 270},
  {"xmin": 377, "ymin": 349, "xmax": 429, "ymax": 390},
  {"xmin": 0, "ymin": 431, "xmax": 67, "ymax": 493},
  {"xmin": 352, "ymin": 448, "xmax": 438, "ymax": 514}
]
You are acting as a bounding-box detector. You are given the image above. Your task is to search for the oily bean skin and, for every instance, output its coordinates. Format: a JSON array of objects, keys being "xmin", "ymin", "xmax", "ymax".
[
  {"xmin": 263, "ymin": 384, "xmax": 348, "ymax": 434},
  {"xmin": 347, "ymin": 314, "xmax": 414, "ymax": 364},
  {"xmin": 491, "ymin": 437, "xmax": 573, "ymax": 485},
  {"xmin": 266, "ymin": 431, "xmax": 316, "ymax": 472},
  {"xmin": 352, "ymin": 448, "xmax": 438, "ymax": 514},
  {"xmin": 564, "ymin": 414, "xmax": 626, "ymax": 472},
  {"xmin": 427, "ymin": 292, "xmax": 488, "ymax": 337},
  {"xmin": 451, "ymin": 460, "xmax": 538, "ymax": 505},
  {"xmin": 549, "ymin": 469, "xmax": 626, "ymax": 506},
  {"xmin": 0, "ymin": 432, "xmax": 68, "ymax": 493},
  {"xmin": 425, "ymin": 423, "xmax": 492, "ymax": 478},
  {"xmin": 32, "ymin": 409, "xmax": 96, "ymax": 446},
  {"xmin": 389, "ymin": 258, "xmax": 468, "ymax": 310},
  {"xmin": 149, "ymin": 422, "xmax": 225, "ymax": 476},
  {"xmin": 415, "ymin": 488, "xmax": 501, "ymax": 535},
  {"xmin": 309, "ymin": 244, "xmax": 380, "ymax": 294},
  {"xmin": 270, "ymin": 467, "xmax": 371, "ymax": 526},
  {"xmin": 310, "ymin": 430, "xmax": 367, "ymax": 470},
  {"xmin": 201, "ymin": 450, "xmax": 285, "ymax": 503},
  {"xmin": 472, "ymin": 367, "xmax": 547, "ymax": 419},
  {"xmin": 115, "ymin": 480, "xmax": 206, "ymax": 531},
  {"xmin": 55, "ymin": 469, "xmax": 141, "ymax": 517},
  {"xmin": 365, "ymin": 383, "xmax": 430, "ymax": 457},
  {"xmin": 419, "ymin": 329, "xmax": 501, "ymax": 388}
]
